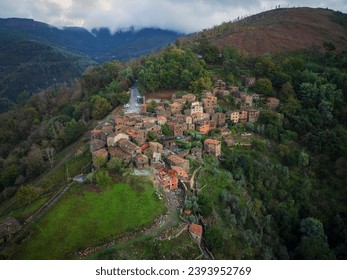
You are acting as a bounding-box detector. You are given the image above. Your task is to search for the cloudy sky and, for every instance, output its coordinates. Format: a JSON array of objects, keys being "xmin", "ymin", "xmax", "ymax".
[{"xmin": 0, "ymin": 0, "xmax": 346, "ymax": 33}]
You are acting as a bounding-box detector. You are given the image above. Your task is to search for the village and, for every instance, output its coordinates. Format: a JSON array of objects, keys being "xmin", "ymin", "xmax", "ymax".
[{"xmin": 89, "ymin": 78, "xmax": 280, "ymax": 244}]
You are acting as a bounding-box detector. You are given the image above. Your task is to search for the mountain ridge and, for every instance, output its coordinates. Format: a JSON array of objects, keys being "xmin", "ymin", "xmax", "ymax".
[
  {"xmin": 184, "ymin": 7, "xmax": 347, "ymax": 55},
  {"xmin": 0, "ymin": 18, "xmax": 182, "ymax": 109}
]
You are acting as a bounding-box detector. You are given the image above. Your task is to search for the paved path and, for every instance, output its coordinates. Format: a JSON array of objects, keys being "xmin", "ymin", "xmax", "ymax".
[{"xmin": 125, "ymin": 83, "xmax": 141, "ymax": 114}]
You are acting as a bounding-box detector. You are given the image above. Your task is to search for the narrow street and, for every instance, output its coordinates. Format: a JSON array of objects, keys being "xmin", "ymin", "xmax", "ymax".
[{"xmin": 124, "ymin": 83, "xmax": 141, "ymax": 114}]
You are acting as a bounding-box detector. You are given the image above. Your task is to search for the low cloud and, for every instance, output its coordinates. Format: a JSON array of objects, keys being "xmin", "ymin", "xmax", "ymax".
[{"xmin": 0, "ymin": 0, "xmax": 346, "ymax": 33}]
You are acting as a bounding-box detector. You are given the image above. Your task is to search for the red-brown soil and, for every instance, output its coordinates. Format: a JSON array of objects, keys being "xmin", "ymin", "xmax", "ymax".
[
  {"xmin": 202, "ymin": 8, "xmax": 347, "ymax": 55},
  {"xmin": 146, "ymin": 89, "xmax": 176, "ymax": 100}
]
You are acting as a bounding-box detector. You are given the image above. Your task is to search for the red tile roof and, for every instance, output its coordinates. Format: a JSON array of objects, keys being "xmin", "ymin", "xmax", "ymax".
[{"xmin": 189, "ymin": 224, "xmax": 203, "ymax": 237}]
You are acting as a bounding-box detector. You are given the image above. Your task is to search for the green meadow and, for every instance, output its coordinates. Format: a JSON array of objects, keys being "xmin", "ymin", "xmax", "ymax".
[{"xmin": 13, "ymin": 182, "xmax": 164, "ymax": 259}]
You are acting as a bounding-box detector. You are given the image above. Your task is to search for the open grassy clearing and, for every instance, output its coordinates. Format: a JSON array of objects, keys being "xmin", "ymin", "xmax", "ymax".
[{"xmin": 10, "ymin": 181, "xmax": 165, "ymax": 259}]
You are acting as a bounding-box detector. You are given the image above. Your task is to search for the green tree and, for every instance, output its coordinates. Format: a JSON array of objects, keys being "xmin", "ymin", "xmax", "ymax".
[
  {"xmin": 147, "ymin": 100, "xmax": 157, "ymax": 113},
  {"xmin": 298, "ymin": 150, "xmax": 310, "ymax": 167},
  {"xmin": 64, "ymin": 119, "xmax": 85, "ymax": 144},
  {"xmin": 92, "ymin": 97, "xmax": 112, "ymax": 119},
  {"xmin": 15, "ymin": 184, "xmax": 41, "ymax": 206},
  {"xmin": 189, "ymin": 77, "xmax": 212, "ymax": 93},
  {"xmin": 107, "ymin": 157, "xmax": 126, "ymax": 175},
  {"xmin": 95, "ymin": 170, "xmax": 113, "ymax": 189},
  {"xmin": 0, "ymin": 164, "xmax": 20, "ymax": 190},
  {"xmin": 94, "ymin": 155, "xmax": 107, "ymax": 169},
  {"xmin": 255, "ymin": 78, "xmax": 273, "ymax": 96}
]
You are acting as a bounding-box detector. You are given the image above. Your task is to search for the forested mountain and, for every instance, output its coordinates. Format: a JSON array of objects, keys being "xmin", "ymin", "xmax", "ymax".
[{"xmin": 0, "ymin": 18, "xmax": 182, "ymax": 111}]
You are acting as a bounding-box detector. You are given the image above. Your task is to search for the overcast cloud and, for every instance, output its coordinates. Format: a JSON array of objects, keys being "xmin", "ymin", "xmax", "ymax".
[{"xmin": 0, "ymin": 0, "xmax": 346, "ymax": 33}]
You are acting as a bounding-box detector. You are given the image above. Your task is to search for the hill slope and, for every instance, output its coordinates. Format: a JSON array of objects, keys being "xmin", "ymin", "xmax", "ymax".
[
  {"xmin": 0, "ymin": 18, "xmax": 182, "ymax": 110},
  {"xmin": 190, "ymin": 8, "xmax": 347, "ymax": 54},
  {"xmin": 0, "ymin": 18, "xmax": 182, "ymax": 62}
]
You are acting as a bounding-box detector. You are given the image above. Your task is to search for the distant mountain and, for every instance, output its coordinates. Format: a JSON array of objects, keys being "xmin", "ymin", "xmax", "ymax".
[
  {"xmin": 0, "ymin": 18, "xmax": 183, "ymax": 62},
  {"xmin": 185, "ymin": 7, "xmax": 347, "ymax": 55},
  {"xmin": 0, "ymin": 18, "xmax": 183, "ymax": 110}
]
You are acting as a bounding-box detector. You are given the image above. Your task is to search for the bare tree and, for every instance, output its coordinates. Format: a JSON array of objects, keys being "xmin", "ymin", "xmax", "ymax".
[{"xmin": 46, "ymin": 147, "xmax": 55, "ymax": 169}]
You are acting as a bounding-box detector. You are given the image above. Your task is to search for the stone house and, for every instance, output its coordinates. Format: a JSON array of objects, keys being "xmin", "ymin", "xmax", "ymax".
[
  {"xmin": 114, "ymin": 117, "xmax": 126, "ymax": 125},
  {"xmin": 247, "ymin": 110, "xmax": 260, "ymax": 123},
  {"xmin": 157, "ymin": 116, "xmax": 167, "ymax": 125},
  {"xmin": 191, "ymin": 112, "xmax": 210, "ymax": 123},
  {"xmin": 90, "ymin": 139, "xmax": 106, "ymax": 152},
  {"xmin": 114, "ymin": 124, "xmax": 125, "ymax": 132},
  {"xmin": 182, "ymin": 93, "xmax": 196, "ymax": 103},
  {"xmin": 146, "ymin": 125, "xmax": 162, "ymax": 136},
  {"xmin": 209, "ymin": 120, "xmax": 217, "ymax": 130},
  {"xmin": 266, "ymin": 97, "xmax": 280, "ymax": 110},
  {"xmin": 230, "ymin": 111, "xmax": 240, "ymax": 123},
  {"xmin": 169, "ymin": 102, "xmax": 183, "ymax": 115},
  {"xmin": 107, "ymin": 132, "xmax": 130, "ymax": 147},
  {"xmin": 171, "ymin": 166, "xmax": 188, "ymax": 178},
  {"xmin": 149, "ymin": 142, "xmax": 163, "ymax": 153},
  {"xmin": 202, "ymin": 96, "xmax": 218, "ymax": 110},
  {"xmin": 167, "ymin": 154, "xmax": 190, "ymax": 171},
  {"xmin": 240, "ymin": 93, "xmax": 253, "ymax": 108},
  {"xmin": 117, "ymin": 139, "xmax": 141, "ymax": 156},
  {"xmin": 190, "ymin": 101, "xmax": 204, "ymax": 115},
  {"xmin": 90, "ymin": 129, "xmax": 104, "ymax": 140},
  {"xmin": 239, "ymin": 110, "xmax": 248, "ymax": 123},
  {"xmin": 189, "ymin": 223, "xmax": 203, "ymax": 243},
  {"xmin": 204, "ymin": 139, "xmax": 221, "ymax": 157},
  {"xmin": 108, "ymin": 146, "xmax": 132, "ymax": 163},
  {"xmin": 168, "ymin": 122, "xmax": 186, "ymax": 137},
  {"xmin": 158, "ymin": 168, "xmax": 178, "ymax": 190},
  {"xmin": 131, "ymin": 135, "xmax": 147, "ymax": 146},
  {"xmin": 133, "ymin": 153, "xmax": 149, "ymax": 169},
  {"xmin": 161, "ymin": 136, "xmax": 177, "ymax": 150},
  {"xmin": 102, "ymin": 123, "xmax": 114, "ymax": 136},
  {"xmin": 215, "ymin": 112, "xmax": 226, "ymax": 127},
  {"xmin": 196, "ymin": 121, "xmax": 211, "ymax": 135}
]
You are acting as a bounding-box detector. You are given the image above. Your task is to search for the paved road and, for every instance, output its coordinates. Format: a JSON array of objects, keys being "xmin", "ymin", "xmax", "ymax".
[{"xmin": 125, "ymin": 83, "xmax": 140, "ymax": 114}]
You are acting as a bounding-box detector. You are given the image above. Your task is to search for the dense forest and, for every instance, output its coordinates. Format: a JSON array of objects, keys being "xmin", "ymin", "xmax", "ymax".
[
  {"xmin": 0, "ymin": 60, "xmax": 134, "ymax": 202},
  {"xmin": 190, "ymin": 40, "xmax": 347, "ymax": 259},
  {"xmin": 1, "ymin": 11, "xmax": 347, "ymax": 259}
]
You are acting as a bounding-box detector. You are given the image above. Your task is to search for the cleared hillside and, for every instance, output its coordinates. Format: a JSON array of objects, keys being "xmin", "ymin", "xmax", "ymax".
[{"xmin": 190, "ymin": 8, "xmax": 347, "ymax": 54}]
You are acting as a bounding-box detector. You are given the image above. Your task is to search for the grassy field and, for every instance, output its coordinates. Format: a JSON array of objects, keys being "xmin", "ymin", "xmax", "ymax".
[{"xmin": 11, "ymin": 181, "xmax": 165, "ymax": 259}]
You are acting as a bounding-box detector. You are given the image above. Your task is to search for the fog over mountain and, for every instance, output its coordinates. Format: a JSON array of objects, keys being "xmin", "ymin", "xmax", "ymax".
[{"xmin": 0, "ymin": 0, "xmax": 346, "ymax": 33}]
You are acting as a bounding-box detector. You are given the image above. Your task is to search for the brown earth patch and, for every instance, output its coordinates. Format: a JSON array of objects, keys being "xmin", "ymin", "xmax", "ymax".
[
  {"xmin": 83, "ymin": 185, "xmax": 101, "ymax": 193},
  {"xmin": 146, "ymin": 89, "xmax": 176, "ymax": 100}
]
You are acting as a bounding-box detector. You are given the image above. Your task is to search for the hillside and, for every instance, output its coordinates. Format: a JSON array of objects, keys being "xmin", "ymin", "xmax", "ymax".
[
  {"xmin": 0, "ymin": 38, "xmax": 97, "ymax": 110},
  {"xmin": 0, "ymin": 18, "xmax": 182, "ymax": 111},
  {"xmin": 187, "ymin": 7, "xmax": 347, "ymax": 55},
  {"xmin": 0, "ymin": 18, "xmax": 182, "ymax": 62}
]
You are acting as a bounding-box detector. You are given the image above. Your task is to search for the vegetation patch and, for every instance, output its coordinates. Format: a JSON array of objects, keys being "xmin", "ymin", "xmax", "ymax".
[
  {"xmin": 11, "ymin": 181, "xmax": 164, "ymax": 259},
  {"xmin": 92, "ymin": 231, "xmax": 201, "ymax": 260}
]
